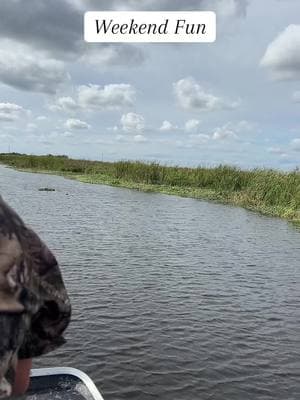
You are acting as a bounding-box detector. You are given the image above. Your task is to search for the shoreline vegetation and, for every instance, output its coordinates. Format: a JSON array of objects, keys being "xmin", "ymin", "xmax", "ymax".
[{"xmin": 0, "ymin": 153, "xmax": 299, "ymax": 223}]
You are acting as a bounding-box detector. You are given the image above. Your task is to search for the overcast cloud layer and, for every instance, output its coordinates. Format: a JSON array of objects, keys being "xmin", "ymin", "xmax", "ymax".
[{"xmin": 0, "ymin": 0, "xmax": 299, "ymax": 170}]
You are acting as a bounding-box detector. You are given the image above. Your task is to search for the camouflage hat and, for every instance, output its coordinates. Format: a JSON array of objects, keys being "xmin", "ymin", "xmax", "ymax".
[
  {"xmin": 0, "ymin": 196, "xmax": 71, "ymax": 397},
  {"xmin": 0, "ymin": 199, "xmax": 30, "ymax": 313}
]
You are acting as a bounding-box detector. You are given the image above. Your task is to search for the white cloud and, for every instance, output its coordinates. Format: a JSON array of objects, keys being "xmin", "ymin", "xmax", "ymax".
[
  {"xmin": 278, "ymin": 153, "xmax": 289, "ymax": 160},
  {"xmin": 114, "ymin": 132, "xmax": 148, "ymax": 143},
  {"xmin": 133, "ymin": 134, "xmax": 148, "ymax": 142},
  {"xmin": 211, "ymin": 120, "xmax": 255, "ymax": 141},
  {"xmin": 0, "ymin": 1, "xmax": 148, "ymax": 70},
  {"xmin": 267, "ymin": 146, "xmax": 285, "ymax": 155},
  {"xmin": 212, "ymin": 124, "xmax": 237, "ymax": 140},
  {"xmin": 214, "ymin": 0, "xmax": 248, "ymax": 18},
  {"xmin": 0, "ymin": 41, "xmax": 69, "ymax": 94},
  {"xmin": 292, "ymin": 91, "xmax": 300, "ymax": 103},
  {"xmin": 189, "ymin": 133, "xmax": 210, "ymax": 144},
  {"xmin": 26, "ymin": 123, "xmax": 37, "ymax": 131},
  {"xmin": 159, "ymin": 120, "xmax": 177, "ymax": 131},
  {"xmin": 80, "ymin": 0, "xmax": 248, "ymax": 17},
  {"xmin": 260, "ymin": 25, "xmax": 300, "ymax": 81},
  {"xmin": 290, "ymin": 138, "xmax": 300, "ymax": 151},
  {"xmin": 107, "ymin": 125, "xmax": 119, "ymax": 132},
  {"xmin": 0, "ymin": 102, "xmax": 25, "ymax": 121},
  {"xmin": 173, "ymin": 77, "xmax": 238, "ymax": 112},
  {"xmin": 65, "ymin": 118, "xmax": 90, "ymax": 130},
  {"xmin": 82, "ymin": 45, "xmax": 145, "ymax": 68},
  {"xmin": 78, "ymin": 84, "xmax": 136, "ymax": 111},
  {"xmin": 50, "ymin": 83, "xmax": 136, "ymax": 114},
  {"xmin": 62, "ymin": 131, "xmax": 74, "ymax": 137},
  {"xmin": 52, "ymin": 96, "xmax": 78, "ymax": 112},
  {"xmin": 234, "ymin": 120, "xmax": 254, "ymax": 133},
  {"xmin": 121, "ymin": 112, "xmax": 145, "ymax": 132},
  {"xmin": 185, "ymin": 119, "xmax": 201, "ymax": 132},
  {"xmin": 36, "ymin": 115, "xmax": 48, "ymax": 121},
  {"xmin": 28, "ymin": 130, "xmax": 75, "ymax": 144}
]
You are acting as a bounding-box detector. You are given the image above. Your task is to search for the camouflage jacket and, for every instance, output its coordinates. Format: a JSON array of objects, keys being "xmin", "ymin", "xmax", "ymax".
[{"xmin": 0, "ymin": 196, "xmax": 71, "ymax": 397}]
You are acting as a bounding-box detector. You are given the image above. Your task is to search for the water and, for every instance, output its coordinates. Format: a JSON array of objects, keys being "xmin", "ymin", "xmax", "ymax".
[{"xmin": 0, "ymin": 165, "xmax": 299, "ymax": 400}]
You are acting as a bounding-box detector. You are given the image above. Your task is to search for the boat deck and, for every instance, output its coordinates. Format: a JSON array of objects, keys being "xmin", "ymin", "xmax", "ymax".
[{"xmin": 26, "ymin": 368, "xmax": 104, "ymax": 400}]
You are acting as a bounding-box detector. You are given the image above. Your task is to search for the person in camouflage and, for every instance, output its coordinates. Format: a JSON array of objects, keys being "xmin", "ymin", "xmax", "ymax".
[{"xmin": 0, "ymin": 196, "xmax": 71, "ymax": 397}]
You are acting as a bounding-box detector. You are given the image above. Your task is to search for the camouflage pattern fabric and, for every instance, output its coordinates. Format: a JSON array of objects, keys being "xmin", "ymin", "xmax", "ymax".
[{"xmin": 0, "ymin": 196, "xmax": 71, "ymax": 397}]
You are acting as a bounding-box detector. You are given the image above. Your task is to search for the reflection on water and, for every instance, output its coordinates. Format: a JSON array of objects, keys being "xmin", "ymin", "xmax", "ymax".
[{"xmin": 1, "ymin": 166, "xmax": 299, "ymax": 400}]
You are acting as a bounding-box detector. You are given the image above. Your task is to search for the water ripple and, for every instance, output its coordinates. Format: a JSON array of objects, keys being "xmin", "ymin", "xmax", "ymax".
[{"xmin": 0, "ymin": 166, "xmax": 300, "ymax": 400}]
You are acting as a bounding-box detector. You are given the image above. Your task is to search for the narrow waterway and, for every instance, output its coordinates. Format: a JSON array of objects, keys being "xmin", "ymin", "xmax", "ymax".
[{"xmin": 1, "ymin": 166, "xmax": 299, "ymax": 400}]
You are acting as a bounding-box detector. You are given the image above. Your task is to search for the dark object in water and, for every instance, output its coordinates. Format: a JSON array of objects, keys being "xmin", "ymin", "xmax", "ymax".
[
  {"xmin": 26, "ymin": 367, "xmax": 104, "ymax": 400},
  {"xmin": 38, "ymin": 188, "xmax": 55, "ymax": 192}
]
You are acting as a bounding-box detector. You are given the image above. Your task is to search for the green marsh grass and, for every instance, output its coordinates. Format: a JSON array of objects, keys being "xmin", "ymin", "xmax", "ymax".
[{"xmin": 0, "ymin": 153, "xmax": 299, "ymax": 222}]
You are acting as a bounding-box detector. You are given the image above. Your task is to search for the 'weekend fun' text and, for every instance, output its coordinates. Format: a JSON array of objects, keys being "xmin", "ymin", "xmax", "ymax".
[{"xmin": 84, "ymin": 12, "xmax": 216, "ymax": 43}]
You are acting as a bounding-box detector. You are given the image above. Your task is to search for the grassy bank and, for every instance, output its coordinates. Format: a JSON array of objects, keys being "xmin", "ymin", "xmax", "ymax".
[{"xmin": 0, "ymin": 153, "xmax": 299, "ymax": 222}]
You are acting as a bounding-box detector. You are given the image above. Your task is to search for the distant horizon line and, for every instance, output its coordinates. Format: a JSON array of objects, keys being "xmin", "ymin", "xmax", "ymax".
[{"xmin": 0, "ymin": 152, "xmax": 298, "ymax": 173}]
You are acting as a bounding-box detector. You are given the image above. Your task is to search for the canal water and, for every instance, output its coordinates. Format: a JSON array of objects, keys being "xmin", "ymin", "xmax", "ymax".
[{"xmin": 1, "ymin": 165, "xmax": 299, "ymax": 400}]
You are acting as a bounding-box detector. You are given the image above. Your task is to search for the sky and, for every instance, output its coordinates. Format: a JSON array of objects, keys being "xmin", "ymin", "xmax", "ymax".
[{"xmin": 0, "ymin": 0, "xmax": 299, "ymax": 170}]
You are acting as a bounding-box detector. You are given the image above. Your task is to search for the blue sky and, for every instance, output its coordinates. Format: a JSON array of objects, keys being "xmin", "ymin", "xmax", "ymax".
[{"xmin": 0, "ymin": 0, "xmax": 299, "ymax": 169}]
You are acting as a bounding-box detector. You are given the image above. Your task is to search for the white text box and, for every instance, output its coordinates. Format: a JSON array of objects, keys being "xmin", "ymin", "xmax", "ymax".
[{"xmin": 84, "ymin": 11, "xmax": 216, "ymax": 43}]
